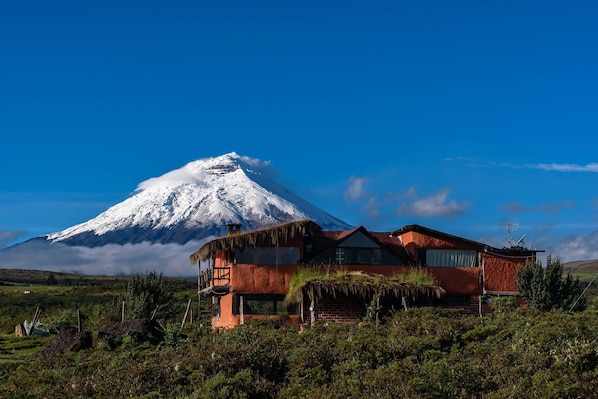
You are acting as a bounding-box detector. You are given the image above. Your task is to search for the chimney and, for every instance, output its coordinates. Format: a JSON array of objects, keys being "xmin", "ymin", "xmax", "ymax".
[{"xmin": 226, "ymin": 223, "xmax": 242, "ymax": 236}]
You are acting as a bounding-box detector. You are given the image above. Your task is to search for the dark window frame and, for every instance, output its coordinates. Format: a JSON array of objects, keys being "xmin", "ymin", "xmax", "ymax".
[
  {"xmin": 337, "ymin": 247, "xmax": 383, "ymax": 265},
  {"xmin": 232, "ymin": 293, "xmax": 299, "ymax": 315},
  {"xmin": 415, "ymin": 248, "xmax": 479, "ymax": 267}
]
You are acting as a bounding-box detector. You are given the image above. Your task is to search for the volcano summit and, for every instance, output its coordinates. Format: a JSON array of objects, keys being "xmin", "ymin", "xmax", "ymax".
[{"xmin": 1, "ymin": 153, "xmax": 351, "ymax": 276}]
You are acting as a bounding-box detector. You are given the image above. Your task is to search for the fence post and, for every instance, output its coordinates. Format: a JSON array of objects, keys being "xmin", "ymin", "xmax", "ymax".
[{"xmin": 181, "ymin": 299, "xmax": 192, "ymax": 329}]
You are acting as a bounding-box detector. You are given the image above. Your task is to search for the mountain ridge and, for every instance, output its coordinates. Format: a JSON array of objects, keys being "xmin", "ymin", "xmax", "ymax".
[
  {"xmin": 44, "ymin": 152, "xmax": 352, "ymax": 247},
  {"xmin": 0, "ymin": 153, "xmax": 352, "ymax": 276}
]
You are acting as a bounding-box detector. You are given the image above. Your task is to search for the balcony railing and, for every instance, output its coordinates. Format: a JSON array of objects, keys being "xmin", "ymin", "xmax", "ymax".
[{"xmin": 198, "ymin": 265, "xmax": 231, "ymax": 294}]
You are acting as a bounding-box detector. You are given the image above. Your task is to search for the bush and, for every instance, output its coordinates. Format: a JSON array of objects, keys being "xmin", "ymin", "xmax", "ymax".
[
  {"xmin": 489, "ymin": 296, "xmax": 519, "ymax": 314},
  {"xmin": 117, "ymin": 271, "xmax": 175, "ymax": 321},
  {"xmin": 516, "ymin": 255, "xmax": 586, "ymax": 312}
]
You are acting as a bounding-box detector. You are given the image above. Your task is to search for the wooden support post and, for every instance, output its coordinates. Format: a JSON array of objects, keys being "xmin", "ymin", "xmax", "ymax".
[
  {"xmin": 28, "ymin": 307, "xmax": 42, "ymax": 336},
  {"xmin": 479, "ymin": 295, "xmax": 482, "ymax": 317},
  {"xmin": 198, "ymin": 294, "xmax": 201, "ymax": 320},
  {"xmin": 181, "ymin": 299, "xmax": 192, "ymax": 329},
  {"xmin": 77, "ymin": 309, "xmax": 81, "ymax": 333},
  {"xmin": 310, "ymin": 299, "xmax": 315, "ymax": 326},
  {"xmin": 240, "ymin": 295, "xmax": 244, "ymax": 325},
  {"xmin": 33, "ymin": 307, "xmax": 42, "ymax": 326}
]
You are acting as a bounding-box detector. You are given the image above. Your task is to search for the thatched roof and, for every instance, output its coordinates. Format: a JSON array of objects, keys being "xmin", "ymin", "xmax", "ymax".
[
  {"xmin": 190, "ymin": 220, "xmax": 323, "ymax": 264},
  {"xmin": 286, "ymin": 270, "xmax": 445, "ymax": 306}
]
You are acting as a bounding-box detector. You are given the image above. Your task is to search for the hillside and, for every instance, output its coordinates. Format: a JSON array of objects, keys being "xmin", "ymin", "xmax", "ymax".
[
  {"xmin": 0, "ymin": 268, "xmax": 191, "ymax": 286},
  {"xmin": 564, "ymin": 259, "xmax": 598, "ymax": 282}
]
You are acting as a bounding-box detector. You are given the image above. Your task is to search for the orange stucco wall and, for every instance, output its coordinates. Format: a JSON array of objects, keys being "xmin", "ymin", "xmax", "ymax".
[
  {"xmin": 427, "ymin": 267, "xmax": 481, "ymax": 295},
  {"xmin": 230, "ymin": 264, "xmax": 296, "ymax": 294},
  {"xmin": 228, "ymin": 264, "xmax": 416, "ymax": 294},
  {"xmin": 483, "ymin": 253, "xmax": 529, "ymax": 293},
  {"xmin": 400, "ymin": 231, "xmax": 479, "ymax": 257},
  {"xmin": 212, "ymin": 294, "xmax": 237, "ymax": 329}
]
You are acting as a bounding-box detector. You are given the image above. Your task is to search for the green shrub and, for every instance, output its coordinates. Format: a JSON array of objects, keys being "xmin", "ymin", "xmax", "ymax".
[
  {"xmin": 489, "ymin": 295, "xmax": 519, "ymax": 314},
  {"xmin": 516, "ymin": 255, "xmax": 586, "ymax": 312},
  {"xmin": 117, "ymin": 271, "xmax": 175, "ymax": 321}
]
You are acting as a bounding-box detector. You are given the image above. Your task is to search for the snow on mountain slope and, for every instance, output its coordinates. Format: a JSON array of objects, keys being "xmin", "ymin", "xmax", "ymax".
[{"xmin": 46, "ymin": 152, "xmax": 352, "ymax": 246}]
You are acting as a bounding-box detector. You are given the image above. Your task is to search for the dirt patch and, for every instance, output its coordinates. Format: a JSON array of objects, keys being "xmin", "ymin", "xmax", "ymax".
[
  {"xmin": 97, "ymin": 318, "xmax": 165, "ymax": 342},
  {"xmin": 36, "ymin": 319, "xmax": 165, "ymax": 357},
  {"xmin": 36, "ymin": 329, "xmax": 93, "ymax": 357}
]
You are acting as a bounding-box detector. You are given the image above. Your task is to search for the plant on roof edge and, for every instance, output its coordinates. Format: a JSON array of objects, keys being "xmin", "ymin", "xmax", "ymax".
[
  {"xmin": 394, "ymin": 266, "xmax": 438, "ymax": 286},
  {"xmin": 285, "ymin": 263, "xmax": 335, "ymax": 304},
  {"xmin": 285, "ymin": 264, "xmax": 445, "ymax": 307}
]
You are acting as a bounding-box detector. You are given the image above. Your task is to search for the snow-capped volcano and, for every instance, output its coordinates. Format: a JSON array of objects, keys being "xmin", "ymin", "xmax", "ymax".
[{"xmin": 46, "ymin": 152, "xmax": 352, "ymax": 247}]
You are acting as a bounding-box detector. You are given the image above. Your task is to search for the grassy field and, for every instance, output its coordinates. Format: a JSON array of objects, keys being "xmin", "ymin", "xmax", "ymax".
[
  {"xmin": 0, "ymin": 268, "xmax": 199, "ymax": 362},
  {"xmin": 1, "ymin": 268, "xmax": 597, "ymax": 398},
  {"xmin": 1, "ymin": 264, "xmax": 595, "ymax": 362},
  {"xmin": 564, "ymin": 260, "xmax": 598, "ymax": 283}
]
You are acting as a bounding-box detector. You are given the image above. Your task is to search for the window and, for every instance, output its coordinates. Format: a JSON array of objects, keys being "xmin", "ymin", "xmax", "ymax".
[
  {"xmin": 417, "ymin": 249, "xmax": 478, "ymax": 267},
  {"xmin": 232, "ymin": 294, "xmax": 299, "ymax": 315},
  {"xmin": 337, "ymin": 247, "xmax": 382, "ymax": 265},
  {"xmin": 235, "ymin": 246, "xmax": 300, "ymax": 265},
  {"xmin": 336, "ymin": 248, "xmax": 345, "ymax": 264},
  {"xmin": 212, "ymin": 296, "xmax": 221, "ymax": 318}
]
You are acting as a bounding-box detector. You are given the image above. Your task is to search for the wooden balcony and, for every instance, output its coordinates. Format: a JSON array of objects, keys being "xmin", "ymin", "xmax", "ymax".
[{"xmin": 198, "ymin": 265, "xmax": 231, "ymax": 295}]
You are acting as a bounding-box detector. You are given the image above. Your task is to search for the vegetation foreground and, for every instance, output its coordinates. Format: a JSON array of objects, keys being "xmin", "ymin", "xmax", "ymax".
[{"xmin": 0, "ymin": 269, "xmax": 597, "ymax": 398}]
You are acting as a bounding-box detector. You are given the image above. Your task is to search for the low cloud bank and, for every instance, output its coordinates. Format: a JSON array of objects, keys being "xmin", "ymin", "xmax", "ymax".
[
  {"xmin": 2, "ymin": 231, "xmax": 598, "ymax": 276},
  {"xmin": 548, "ymin": 232, "xmax": 598, "ymax": 264},
  {"xmin": 0, "ymin": 238, "xmax": 212, "ymax": 277}
]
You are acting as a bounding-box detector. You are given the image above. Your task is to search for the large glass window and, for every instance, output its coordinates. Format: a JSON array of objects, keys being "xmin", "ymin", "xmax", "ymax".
[
  {"xmin": 420, "ymin": 249, "xmax": 478, "ymax": 267},
  {"xmin": 232, "ymin": 294, "xmax": 299, "ymax": 315},
  {"xmin": 337, "ymin": 247, "xmax": 383, "ymax": 265}
]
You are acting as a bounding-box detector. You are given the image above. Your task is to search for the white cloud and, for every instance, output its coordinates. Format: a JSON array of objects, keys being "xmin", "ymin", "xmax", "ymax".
[
  {"xmin": 0, "ymin": 230, "xmax": 26, "ymax": 248},
  {"xmin": 0, "ymin": 239, "xmax": 210, "ymax": 277},
  {"xmin": 136, "ymin": 153, "xmax": 277, "ymax": 192},
  {"xmin": 365, "ymin": 196, "xmax": 379, "ymax": 218},
  {"xmin": 546, "ymin": 231, "xmax": 598, "ymax": 263},
  {"xmin": 341, "ymin": 178, "xmax": 470, "ymax": 228},
  {"xmin": 395, "ymin": 188, "xmax": 469, "ymax": 219},
  {"xmin": 501, "ymin": 200, "xmax": 575, "ymax": 214},
  {"xmin": 449, "ymin": 157, "xmax": 598, "ymax": 173},
  {"xmin": 344, "ymin": 176, "xmax": 369, "ymax": 203},
  {"xmin": 388, "ymin": 186, "xmax": 418, "ymax": 200},
  {"xmin": 529, "ymin": 163, "xmax": 598, "ymax": 173}
]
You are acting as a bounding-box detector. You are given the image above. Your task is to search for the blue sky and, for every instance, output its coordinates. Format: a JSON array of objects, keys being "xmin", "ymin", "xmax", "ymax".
[{"xmin": 2, "ymin": 0, "xmax": 598, "ymax": 264}]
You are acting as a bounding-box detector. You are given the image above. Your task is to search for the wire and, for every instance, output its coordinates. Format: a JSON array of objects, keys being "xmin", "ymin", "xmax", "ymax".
[{"xmin": 569, "ymin": 272, "xmax": 598, "ymax": 312}]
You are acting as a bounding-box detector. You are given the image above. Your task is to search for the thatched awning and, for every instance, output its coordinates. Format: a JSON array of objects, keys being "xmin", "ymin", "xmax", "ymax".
[
  {"xmin": 286, "ymin": 271, "xmax": 445, "ymax": 306},
  {"xmin": 190, "ymin": 220, "xmax": 323, "ymax": 264}
]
